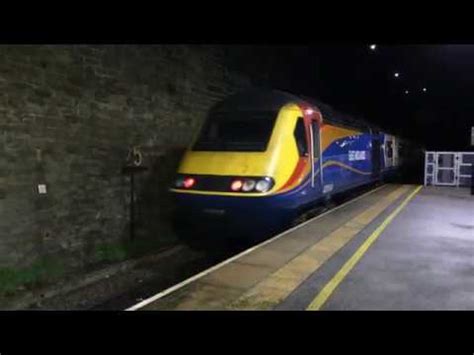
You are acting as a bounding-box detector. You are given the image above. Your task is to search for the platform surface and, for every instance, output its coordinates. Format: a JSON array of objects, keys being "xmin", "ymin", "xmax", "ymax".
[{"xmin": 130, "ymin": 184, "xmax": 474, "ymax": 311}]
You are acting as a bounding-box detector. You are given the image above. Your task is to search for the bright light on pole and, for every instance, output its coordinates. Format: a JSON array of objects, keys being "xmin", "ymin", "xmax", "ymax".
[
  {"xmin": 370, "ymin": 44, "xmax": 376, "ymax": 51},
  {"xmin": 422, "ymin": 87, "xmax": 427, "ymax": 92},
  {"xmin": 394, "ymin": 72, "xmax": 400, "ymax": 78},
  {"xmin": 405, "ymin": 90, "xmax": 409, "ymax": 94}
]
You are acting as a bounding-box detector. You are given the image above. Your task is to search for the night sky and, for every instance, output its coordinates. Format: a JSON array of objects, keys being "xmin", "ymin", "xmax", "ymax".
[{"xmin": 229, "ymin": 45, "xmax": 474, "ymax": 151}]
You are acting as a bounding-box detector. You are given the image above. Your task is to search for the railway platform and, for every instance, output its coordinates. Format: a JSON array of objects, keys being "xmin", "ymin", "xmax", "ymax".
[{"xmin": 128, "ymin": 183, "xmax": 474, "ymax": 310}]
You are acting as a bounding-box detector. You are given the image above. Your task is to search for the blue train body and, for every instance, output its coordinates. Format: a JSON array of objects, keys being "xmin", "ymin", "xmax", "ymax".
[{"xmin": 171, "ymin": 90, "xmax": 402, "ymax": 239}]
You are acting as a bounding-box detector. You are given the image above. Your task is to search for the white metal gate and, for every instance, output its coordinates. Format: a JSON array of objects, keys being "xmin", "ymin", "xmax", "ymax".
[{"xmin": 424, "ymin": 151, "xmax": 474, "ymax": 187}]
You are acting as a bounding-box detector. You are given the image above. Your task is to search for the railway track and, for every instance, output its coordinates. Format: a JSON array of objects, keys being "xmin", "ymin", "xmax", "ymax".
[{"xmin": 91, "ymin": 182, "xmax": 381, "ymax": 310}]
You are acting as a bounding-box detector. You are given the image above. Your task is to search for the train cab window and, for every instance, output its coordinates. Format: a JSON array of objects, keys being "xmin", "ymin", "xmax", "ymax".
[
  {"xmin": 294, "ymin": 117, "xmax": 308, "ymax": 157},
  {"xmin": 193, "ymin": 110, "xmax": 278, "ymax": 152}
]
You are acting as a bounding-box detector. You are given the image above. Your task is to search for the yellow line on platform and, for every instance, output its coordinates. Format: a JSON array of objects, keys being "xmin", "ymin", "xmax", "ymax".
[
  {"xmin": 306, "ymin": 185, "xmax": 423, "ymax": 311},
  {"xmin": 227, "ymin": 184, "xmax": 410, "ymax": 310},
  {"xmin": 127, "ymin": 184, "xmax": 388, "ymax": 311}
]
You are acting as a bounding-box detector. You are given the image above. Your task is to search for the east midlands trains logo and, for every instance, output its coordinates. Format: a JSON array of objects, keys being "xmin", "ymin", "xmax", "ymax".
[{"xmin": 348, "ymin": 150, "xmax": 367, "ymax": 161}]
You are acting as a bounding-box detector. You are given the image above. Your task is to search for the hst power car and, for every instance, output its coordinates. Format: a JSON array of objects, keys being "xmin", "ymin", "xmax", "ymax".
[{"xmin": 171, "ymin": 89, "xmax": 403, "ymax": 239}]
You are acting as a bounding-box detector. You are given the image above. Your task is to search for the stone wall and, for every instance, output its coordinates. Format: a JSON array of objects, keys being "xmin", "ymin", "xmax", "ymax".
[{"xmin": 0, "ymin": 45, "xmax": 252, "ymax": 270}]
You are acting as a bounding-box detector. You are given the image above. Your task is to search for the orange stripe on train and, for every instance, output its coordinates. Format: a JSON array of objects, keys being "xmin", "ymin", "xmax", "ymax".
[{"xmin": 277, "ymin": 157, "xmax": 310, "ymax": 192}]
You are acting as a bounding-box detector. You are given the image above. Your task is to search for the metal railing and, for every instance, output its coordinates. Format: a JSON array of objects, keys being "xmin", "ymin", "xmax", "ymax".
[{"xmin": 424, "ymin": 151, "xmax": 474, "ymax": 187}]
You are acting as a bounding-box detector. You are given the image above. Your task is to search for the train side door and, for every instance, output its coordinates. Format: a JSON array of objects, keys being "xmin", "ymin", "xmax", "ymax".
[
  {"xmin": 309, "ymin": 120, "xmax": 322, "ymax": 188},
  {"xmin": 392, "ymin": 137, "xmax": 399, "ymax": 167},
  {"xmin": 371, "ymin": 133, "xmax": 381, "ymax": 179},
  {"xmin": 384, "ymin": 135, "xmax": 394, "ymax": 169},
  {"xmin": 305, "ymin": 112, "xmax": 323, "ymax": 193}
]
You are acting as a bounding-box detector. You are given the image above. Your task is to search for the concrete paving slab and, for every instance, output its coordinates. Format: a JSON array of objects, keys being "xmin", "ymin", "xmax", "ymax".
[
  {"xmin": 132, "ymin": 184, "xmax": 411, "ymax": 311},
  {"xmin": 320, "ymin": 187, "xmax": 474, "ymax": 310}
]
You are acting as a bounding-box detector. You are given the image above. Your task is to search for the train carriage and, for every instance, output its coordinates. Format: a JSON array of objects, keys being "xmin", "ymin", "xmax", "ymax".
[{"xmin": 171, "ymin": 89, "xmax": 402, "ymax": 239}]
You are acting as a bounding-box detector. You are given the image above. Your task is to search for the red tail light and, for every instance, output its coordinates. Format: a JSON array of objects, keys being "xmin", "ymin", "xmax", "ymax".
[
  {"xmin": 230, "ymin": 179, "xmax": 243, "ymax": 191},
  {"xmin": 183, "ymin": 177, "xmax": 196, "ymax": 189}
]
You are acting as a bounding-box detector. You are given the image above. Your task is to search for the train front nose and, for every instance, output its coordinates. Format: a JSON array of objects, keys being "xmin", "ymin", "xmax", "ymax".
[
  {"xmin": 169, "ymin": 97, "xmax": 295, "ymax": 240},
  {"xmin": 172, "ymin": 191, "xmax": 289, "ymax": 240}
]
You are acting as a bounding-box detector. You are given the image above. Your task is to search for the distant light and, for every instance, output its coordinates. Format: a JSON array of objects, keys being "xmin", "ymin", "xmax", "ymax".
[
  {"xmin": 304, "ymin": 108, "xmax": 314, "ymax": 115},
  {"xmin": 369, "ymin": 44, "xmax": 377, "ymax": 51},
  {"xmin": 405, "ymin": 90, "xmax": 409, "ymax": 94},
  {"xmin": 422, "ymin": 87, "xmax": 427, "ymax": 92},
  {"xmin": 394, "ymin": 72, "xmax": 400, "ymax": 78}
]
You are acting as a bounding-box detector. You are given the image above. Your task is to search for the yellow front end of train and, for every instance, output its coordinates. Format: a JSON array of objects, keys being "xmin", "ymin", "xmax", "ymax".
[{"xmin": 171, "ymin": 103, "xmax": 305, "ymax": 197}]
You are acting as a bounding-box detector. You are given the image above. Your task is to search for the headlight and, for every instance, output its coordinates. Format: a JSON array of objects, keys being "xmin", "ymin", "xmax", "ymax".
[
  {"xmin": 175, "ymin": 176, "xmax": 196, "ymax": 189},
  {"xmin": 175, "ymin": 177, "xmax": 185, "ymax": 188},
  {"xmin": 230, "ymin": 179, "xmax": 243, "ymax": 191},
  {"xmin": 242, "ymin": 179, "xmax": 256, "ymax": 192},
  {"xmin": 255, "ymin": 178, "xmax": 272, "ymax": 193}
]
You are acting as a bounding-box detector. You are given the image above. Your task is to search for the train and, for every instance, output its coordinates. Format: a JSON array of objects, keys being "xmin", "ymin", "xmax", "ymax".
[{"xmin": 170, "ymin": 89, "xmax": 414, "ymax": 240}]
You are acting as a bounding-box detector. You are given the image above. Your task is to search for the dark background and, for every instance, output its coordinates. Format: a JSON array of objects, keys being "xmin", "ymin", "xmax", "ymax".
[
  {"xmin": 0, "ymin": 43, "xmax": 471, "ymax": 302},
  {"xmin": 225, "ymin": 44, "xmax": 474, "ymax": 151}
]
